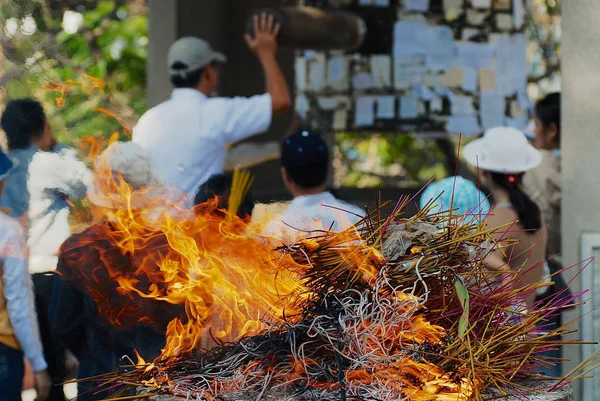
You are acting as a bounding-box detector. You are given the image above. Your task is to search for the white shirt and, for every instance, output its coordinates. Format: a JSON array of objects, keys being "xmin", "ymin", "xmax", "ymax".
[
  {"xmin": 262, "ymin": 192, "xmax": 365, "ymax": 242},
  {"xmin": 133, "ymin": 88, "xmax": 272, "ymax": 198},
  {"xmin": 27, "ymin": 148, "xmax": 92, "ymax": 274}
]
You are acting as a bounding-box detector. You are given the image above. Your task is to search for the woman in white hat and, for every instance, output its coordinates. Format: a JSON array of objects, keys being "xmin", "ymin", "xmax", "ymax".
[{"xmin": 463, "ymin": 127, "xmax": 546, "ymax": 308}]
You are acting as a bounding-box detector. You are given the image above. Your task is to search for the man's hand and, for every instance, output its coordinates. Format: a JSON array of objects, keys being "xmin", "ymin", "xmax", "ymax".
[
  {"xmin": 244, "ymin": 12, "xmax": 280, "ymax": 56},
  {"xmin": 34, "ymin": 370, "xmax": 52, "ymax": 401}
]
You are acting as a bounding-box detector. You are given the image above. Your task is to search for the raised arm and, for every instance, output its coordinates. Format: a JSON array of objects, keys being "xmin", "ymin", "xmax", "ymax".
[{"xmin": 244, "ymin": 13, "xmax": 292, "ymax": 115}]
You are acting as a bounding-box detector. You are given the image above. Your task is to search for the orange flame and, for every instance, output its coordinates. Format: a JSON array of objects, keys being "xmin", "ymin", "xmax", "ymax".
[{"xmin": 58, "ymin": 134, "xmax": 472, "ymax": 399}]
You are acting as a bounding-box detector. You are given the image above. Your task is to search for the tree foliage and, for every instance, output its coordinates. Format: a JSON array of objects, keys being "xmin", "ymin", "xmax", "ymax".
[{"xmin": 1, "ymin": 0, "xmax": 147, "ymax": 146}]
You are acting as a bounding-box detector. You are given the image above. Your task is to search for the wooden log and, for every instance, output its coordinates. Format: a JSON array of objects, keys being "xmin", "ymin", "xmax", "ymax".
[{"xmin": 245, "ymin": 6, "xmax": 366, "ymax": 51}]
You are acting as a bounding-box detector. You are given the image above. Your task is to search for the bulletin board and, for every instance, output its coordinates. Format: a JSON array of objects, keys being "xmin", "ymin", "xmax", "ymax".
[{"xmin": 295, "ymin": 0, "xmax": 530, "ymax": 135}]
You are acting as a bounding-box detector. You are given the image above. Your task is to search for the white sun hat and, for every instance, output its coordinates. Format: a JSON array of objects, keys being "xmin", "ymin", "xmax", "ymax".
[{"xmin": 463, "ymin": 127, "xmax": 542, "ymax": 174}]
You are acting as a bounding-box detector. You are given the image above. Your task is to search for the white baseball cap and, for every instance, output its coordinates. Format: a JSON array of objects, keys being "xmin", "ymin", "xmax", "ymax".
[
  {"xmin": 168, "ymin": 37, "xmax": 227, "ymax": 77},
  {"xmin": 463, "ymin": 127, "xmax": 542, "ymax": 174}
]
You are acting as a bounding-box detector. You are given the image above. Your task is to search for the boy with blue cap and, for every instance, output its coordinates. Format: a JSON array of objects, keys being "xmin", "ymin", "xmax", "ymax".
[
  {"xmin": 262, "ymin": 130, "xmax": 364, "ymax": 242},
  {"xmin": 0, "ymin": 150, "xmax": 51, "ymax": 401}
]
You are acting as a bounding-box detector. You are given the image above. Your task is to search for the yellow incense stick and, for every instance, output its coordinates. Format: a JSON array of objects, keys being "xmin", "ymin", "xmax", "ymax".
[{"xmin": 227, "ymin": 168, "xmax": 255, "ymax": 217}]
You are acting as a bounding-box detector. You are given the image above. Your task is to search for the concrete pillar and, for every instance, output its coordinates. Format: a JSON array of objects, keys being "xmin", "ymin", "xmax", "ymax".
[
  {"xmin": 562, "ymin": 1, "xmax": 600, "ymax": 400},
  {"xmin": 147, "ymin": 0, "xmax": 177, "ymax": 108}
]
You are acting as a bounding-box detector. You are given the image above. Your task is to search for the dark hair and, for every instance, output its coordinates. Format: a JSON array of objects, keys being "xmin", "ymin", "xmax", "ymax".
[
  {"xmin": 285, "ymin": 161, "xmax": 328, "ymax": 189},
  {"xmin": 1, "ymin": 98, "xmax": 46, "ymax": 150},
  {"xmin": 194, "ymin": 174, "xmax": 254, "ymax": 218},
  {"xmin": 490, "ymin": 172, "xmax": 541, "ymax": 232},
  {"xmin": 534, "ymin": 92, "xmax": 560, "ymax": 144},
  {"xmin": 281, "ymin": 130, "xmax": 329, "ymax": 189},
  {"xmin": 170, "ymin": 61, "xmax": 204, "ymax": 88}
]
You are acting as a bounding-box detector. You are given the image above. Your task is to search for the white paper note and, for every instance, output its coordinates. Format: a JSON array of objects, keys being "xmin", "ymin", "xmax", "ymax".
[
  {"xmin": 424, "ymin": 26, "xmax": 455, "ymax": 71},
  {"xmin": 480, "ymin": 93, "xmax": 505, "ymax": 115},
  {"xmin": 309, "ymin": 53, "xmax": 326, "ymax": 91},
  {"xmin": 446, "ymin": 116, "xmax": 480, "ymax": 136},
  {"xmin": 480, "ymin": 93, "xmax": 505, "ymax": 131},
  {"xmin": 333, "ymin": 110, "xmax": 348, "ymax": 131},
  {"xmin": 467, "ymin": 10, "xmax": 487, "ymax": 25},
  {"xmin": 370, "ymin": 55, "xmax": 392, "ymax": 88},
  {"xmin": 451, "ymin": 95, "xmax": 475, "ymax": 115},
  {"xmin": 513, "ymin": 0, "xmax": 525, "ymax": 29},
  {"xmin": 496, "ymin": 14, "xmax": 513, "ymax": 30},
  {"xmin": 492, "ymin": 35, "xmax": 516, "ymax": 96},
  {"xmin": 472, "ymin": 0, "xmax": 492, "ymax": 8},
  {"xmin": 481, "ymin": 114, "xmax": 505, "ymax": 131},
  {"xmin": 444, "ymin": 0, "xmax": 462, "ymax": 11},
  {"xmin": 295, "ymin": 94, "xmax": 309, "ymax": 119},
  {"xmin": 393, "ymin": 55, "xmax": 426, "ymax": 90},
  {"xmin": 295, "ymin": 58, "xmax": 307, "ymax": 92},
  {"xmin": 376, "ymin": 96, "xmax": 396, "ymax": 119},
  {"xmin": 456, "ymin": 42, "xmax": 495, "ymax": 69},
  {"xmin": 462, "ymin": 68, "xmax": 478, "ymax": 92},
  {"xmin": 355, "ymin": 97, "xmax": 375, "ymax": 127},
  {"xmin": 393, "ymin": 21, "xmax": 429, "ymax": 56},
  {"xmin": 352, "ymin": 73, "xmax": 374, "ymax": 90},
  {"xmin": 406, "ymin": 0, "xmax": 430, "ymax": 12},
  {"xmin": 400, "ymin": 96, "xmax": 419, "ymax": 119},
  {"xmin": 327, "ymin": 57, "xmax": 348, "ymax": 90},
  {"xmin": 514, "ymin": 34, "xmax": 527, "ymax": 95}
]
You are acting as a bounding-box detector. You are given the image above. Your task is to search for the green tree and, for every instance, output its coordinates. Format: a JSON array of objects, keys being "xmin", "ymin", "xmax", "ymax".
[{"xmin": 1, "ymin": 0, "xmax": 148, "ymax": 146}]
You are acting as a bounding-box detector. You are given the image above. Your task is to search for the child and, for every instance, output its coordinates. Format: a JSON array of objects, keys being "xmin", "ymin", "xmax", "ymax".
[
  {"xmin": 419, "ymin": 175, "xmax": 491, "ymax": 224},
  {"xmin": 0, "ymin": 149, "xmax": 51, "ymax": 401}
]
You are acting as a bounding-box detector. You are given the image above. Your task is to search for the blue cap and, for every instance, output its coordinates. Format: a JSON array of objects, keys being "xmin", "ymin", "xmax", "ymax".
[
  {"xmin": 0, "ymin": 150, "xmax": 14, "ymax": 181},
  {"xmin": 420, "ymin": 176, "xmax": 490, "ymax": 222},
  {"xmin": 281, "ymin": 130, "xmax": 329, "ymax": 169}
]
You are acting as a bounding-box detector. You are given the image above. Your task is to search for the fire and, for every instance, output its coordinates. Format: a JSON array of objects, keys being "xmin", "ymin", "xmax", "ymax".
[
  {"xmin": 347, "ymin": 359, "xmax": 477, "ymax": 401},
  {"xmin": 59, "ymin": 136, "xmax": 478, "ymax": 400},
  {"xmin": 61, "ymin": 142, "xmax": 308, "ymax": 360}
]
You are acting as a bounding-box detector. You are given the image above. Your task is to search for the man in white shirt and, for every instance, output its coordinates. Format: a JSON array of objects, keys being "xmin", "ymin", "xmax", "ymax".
[
  {"xmin": 262, "ymin": 130, "xmax": 364, "ymax": 242},
  {"xmin": 133, "ymin": 13, "xmax": 291, "ymax": 201}
]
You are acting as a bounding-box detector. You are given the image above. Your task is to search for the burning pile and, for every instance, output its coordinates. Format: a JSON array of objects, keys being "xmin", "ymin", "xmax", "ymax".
[{"xmin": 65, "ymin": 176, "xmax": 584, "ymax": 401}]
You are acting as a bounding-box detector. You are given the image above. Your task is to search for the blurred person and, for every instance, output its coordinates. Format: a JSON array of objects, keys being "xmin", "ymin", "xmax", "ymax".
[
  {"xmin": 523, "ymin": 92, "xmax": 561, "ymax": 259},
  {"xmin": 463, "ymin": 127, "xmax": 546, "ymax": 308},
  {"xmin": 50, "ymin": 142, "xmax": 183, "ymax": 400},
  {"xmin": 522, "ymin": 93, "xmax": 566, "ymax": 378},
  {"xmin": 0, "ymin": 98, "xmax": 87, "ymax": 400},
  {"xmin": 419, "ymin": 176, "xmax": 491, "ymax": 224},
  {"xmin": 0, "ymin": 149, "xmax": 51, "ymax": 401},
  {"xmin": 262, "ymin": 130, "xmax": 364, "ymax": 242},
  {"xmin": 133, "ymin": 13, "xmax": 292, "ymax": 204}
]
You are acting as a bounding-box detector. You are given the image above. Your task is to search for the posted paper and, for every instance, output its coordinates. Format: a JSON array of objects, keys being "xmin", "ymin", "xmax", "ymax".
[
  {"xmin": 370, "ymin": 55, "xmax": 392, "ymax": 88},
  {"xmin": 446, "ymin": 116, "xmax": 480, "ymax": 136},
  {"xmin": 355, "ymin": 97, "xmax": 375, "ymax": 126},
  {"xmin": 376, "ymin": 96, "xmax": 396, "ymax": 119}
]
